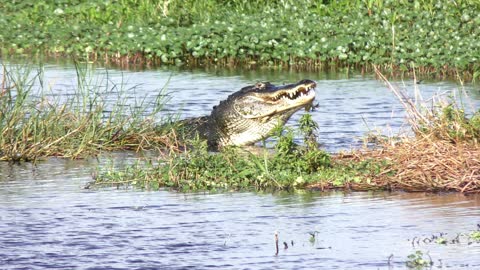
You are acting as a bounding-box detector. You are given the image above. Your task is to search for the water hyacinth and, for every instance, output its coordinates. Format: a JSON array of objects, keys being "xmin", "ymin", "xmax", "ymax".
[{"xmin": 0, "ymin": 0, "xmax": 480, "ymax": 78}]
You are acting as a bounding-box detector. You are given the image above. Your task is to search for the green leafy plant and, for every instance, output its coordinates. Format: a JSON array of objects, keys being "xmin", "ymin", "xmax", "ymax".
[
  {"xmin": 93, "ymin": 113, "xmax": 334, "ymax": 191},
  {"xmin": 470, "ymin": 230, "xmax": 480, "ymax": 242},
  {"xmin": 1, "ymin": 0, "xmax": 480, "ymax": 78},
  {"xmin": 406, "ymin": 250, "xmax": 433, "ymax": 269}
]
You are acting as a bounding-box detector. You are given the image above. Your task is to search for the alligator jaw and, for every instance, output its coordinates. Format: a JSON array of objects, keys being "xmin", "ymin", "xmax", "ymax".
[
  {"xmin": 236, "ymin": 80, "xmax": 316, "ymax": 119},
  {"xmin": 262, "ymin": 82, "xmax": 316, "ymax": 104}
]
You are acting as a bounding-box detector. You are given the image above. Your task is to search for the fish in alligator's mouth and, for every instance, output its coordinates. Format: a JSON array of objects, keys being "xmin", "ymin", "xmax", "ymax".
[{"xmin": 179, "ymin": 79, "xmax": 317, "ymax": 150}]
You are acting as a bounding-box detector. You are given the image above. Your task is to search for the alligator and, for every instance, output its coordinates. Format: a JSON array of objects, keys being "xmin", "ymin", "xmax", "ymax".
[{"xmin": 178, "ymin": 79, "xmax": 316, "ymax": 149}]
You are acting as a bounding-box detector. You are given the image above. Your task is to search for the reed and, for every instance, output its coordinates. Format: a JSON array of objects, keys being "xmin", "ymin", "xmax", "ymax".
[
  {"xmin": 0, "ymin": 63, "xmax": 174, "ymax": 161},
  {"xmin": 374, "ymin": 66, "xmax": 479, "ymax": 143},
  {"xmin": 324, "ymin": 69, "xmax": 480, "ymax": 193}
]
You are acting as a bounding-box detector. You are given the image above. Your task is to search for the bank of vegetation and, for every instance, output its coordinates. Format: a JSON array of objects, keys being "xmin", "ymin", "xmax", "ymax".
[
  {"xmin": 1, "ymin": 64, "xmax": 479, "ymax": 192},
  {"xmin": 1, "ymin": 0, "xmax": 480, "ymax": 79},
  {"xmin": 93, "ymin": 69, "xmax": 480, "ymax": 193},
  {"xmin": 93, "ymin": 112, "xmax": 479, "ymax": 193}
]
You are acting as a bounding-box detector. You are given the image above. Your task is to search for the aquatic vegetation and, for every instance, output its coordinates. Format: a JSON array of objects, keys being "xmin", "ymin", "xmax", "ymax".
[
  {"xmin": 376, "ymin": 67, "xmax": 480, "ymax": 143},
  {"xmin": 329, "ymin": 70, "xmax": 480, "ymax": 193},
  {"xmin": 92, "ymin": 70, "xmax": 480, "ymax": 193},
  {"xmin": 406, "ymin": 250, "xmax": 433, "ymax": 269},
  {"xmin": 403, "ymin": 228, "xmax": 480, "ymax": 268},
  {"xmin": 92, "ymin": 113, "xmax": 397, "ymax": 192},
  {"xmin": 93, "ymin": 113, "xmax": 334, "ymax": 191},
  {"xmin": 1, "ymin": 62, "xmax": 478, "ymax": 193},
  {"xmin": 1, "ymin": 0, "xmax": 480, "ymax": 78},
  {"xmin": 0, "ymin": 63, "xmax": 173, "ymax": 161},
  {"xmin": 410, "ymin": 226, "xmax": 480, "ymax": 247},
  {"xmin": 470, "ymin": 230, "xmax": 480, "ymax": 242}
]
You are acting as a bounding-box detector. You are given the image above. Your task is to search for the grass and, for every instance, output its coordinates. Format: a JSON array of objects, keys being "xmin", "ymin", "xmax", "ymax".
[
  {"xmin": 348, "ymin": 67, "xmax": 480, "ymax": 192},
  {"xmin": 92, "ymin": 114, "xmax": 335, "ymax": 192},
  {"xmin": 375, "ymin": 65, "xmax": 480, "ymax": 143},
  {"xmin": 92, "ymin": 121, "xmax": 479, "ymax": 193},
  {"xmin": 1, "ymin": 0, "xmax": 480, "ymax": 79},
  {"xmin": 0, "ymin": 63, "xmax": 175, "ymax": 161}
]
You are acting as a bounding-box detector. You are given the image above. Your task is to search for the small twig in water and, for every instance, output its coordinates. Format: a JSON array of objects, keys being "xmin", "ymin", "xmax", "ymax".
[
  {"xmin": 274, "ymin": 231, "xmax": 279, "ymax": 256},
  {"xmin": 387, "ymin": 254, "xmax": 394, "ymax": 265}
]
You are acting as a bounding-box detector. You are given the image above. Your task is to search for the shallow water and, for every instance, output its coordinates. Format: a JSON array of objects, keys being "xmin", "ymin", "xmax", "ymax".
[
  {"xmin": 1, "ymin": 62, "xmax": 480, "ymax": 269},
  {"xmin": 1, "ymin": 158, "xmax": 479, "ymax": 269}
]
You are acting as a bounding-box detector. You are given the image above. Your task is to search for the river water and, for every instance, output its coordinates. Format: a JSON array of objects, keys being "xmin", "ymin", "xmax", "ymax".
[{"xmin": 1, "ymin": 62, "xmax": 480, "ymax": 269}]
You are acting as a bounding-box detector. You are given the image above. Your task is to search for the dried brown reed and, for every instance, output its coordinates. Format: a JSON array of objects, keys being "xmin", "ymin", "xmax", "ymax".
[
  {"xmin": 374, "ymin": 65, "xmax": 479, "ymax": 143},
  {"xmin": 338, "ymin": 67, "xmax": 480, "ymax": 193},
  {"xmin": 339, "ymin": 138, "xmax": 480, "ymax": 193}
]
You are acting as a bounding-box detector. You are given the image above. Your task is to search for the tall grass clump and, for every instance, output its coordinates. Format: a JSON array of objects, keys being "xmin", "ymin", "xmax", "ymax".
[
  {"xmin": 338, "ymin": 68, "xmax": 480, "ymax": 193},
  {"xmin": 375, "ymin": 66, "xmax": 480, "ymax": 143},
  {"xmin": 0, "ymin": 63, "xmax": 174, "ymax": 161}
]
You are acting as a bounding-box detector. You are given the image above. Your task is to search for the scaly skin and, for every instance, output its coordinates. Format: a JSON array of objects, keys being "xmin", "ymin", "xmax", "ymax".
[{"xmin": 180, "ymin": 79, "xmax": 316, "ymax": 149}]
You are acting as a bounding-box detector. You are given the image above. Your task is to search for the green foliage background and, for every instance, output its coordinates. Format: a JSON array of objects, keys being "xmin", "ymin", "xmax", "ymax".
[{"xmin": 1, "ymin": 0, "xmax": 479, "ymax": 75}]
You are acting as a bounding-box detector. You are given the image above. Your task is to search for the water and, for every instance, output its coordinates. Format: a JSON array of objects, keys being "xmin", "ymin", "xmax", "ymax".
[
  {"xmin": 1, "ymin": 159, "xmax": 479, "ymax": 269},
  {"xmin": 1, "ymin": 62, "xmax": 480, "ymax": 269}
]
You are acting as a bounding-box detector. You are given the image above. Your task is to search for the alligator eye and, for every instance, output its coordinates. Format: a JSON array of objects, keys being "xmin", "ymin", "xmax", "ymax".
[{"xmin": 255, "ymin": 82, "xmax": 265, "ymax": 89}]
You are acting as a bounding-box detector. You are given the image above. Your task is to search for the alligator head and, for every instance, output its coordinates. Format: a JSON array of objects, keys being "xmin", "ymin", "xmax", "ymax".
[{"xmin": 203, "ymin": 79, "xmax": 316, "ymax": 148}]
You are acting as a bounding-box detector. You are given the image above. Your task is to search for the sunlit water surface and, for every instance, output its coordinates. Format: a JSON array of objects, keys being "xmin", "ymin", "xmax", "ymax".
[{"xmin": 0, "ymin": 62, "xmax": 479, "ymax": 269}]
